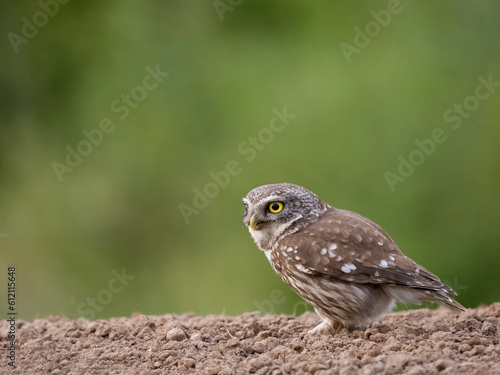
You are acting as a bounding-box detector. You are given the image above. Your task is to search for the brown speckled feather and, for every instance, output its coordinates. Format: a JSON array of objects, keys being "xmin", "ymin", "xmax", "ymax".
[{"xmin": 281, "ymin": 208, "xmax": 455, "ymax": 294}]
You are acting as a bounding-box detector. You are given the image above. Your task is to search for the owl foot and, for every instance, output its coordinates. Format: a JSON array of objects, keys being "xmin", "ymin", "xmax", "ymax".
[{"xmin": 308, "ymin": 321, "xmax": 339, "ymax": 335}]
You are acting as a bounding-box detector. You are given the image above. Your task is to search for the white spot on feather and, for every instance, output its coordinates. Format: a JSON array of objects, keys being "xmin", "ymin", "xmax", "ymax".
[
  {"xmin": 341, "ymin": 263, "xmax": 356, "ymax": 273},
  {"xmin": 328, "ymin": 244, "xmax": 338, "ymax": 258},
  {"xmin": 320, "ymin": 248, "xmax": 327, "ymax": 255},
  {"xmin": 389, "ymin": 255, "xmax": 395, "ymax": 261},
  {"xmin": 287, "ymin": 247, "xmax": 294, "ymax": 252},
  {"xmin": 380, "ymin": 260, "xmax": 388, "ymax": 268},
  {"xmin": 296, "ymin": 264, "xmax": 313, "ymax": 274},
  {"xmin": 415, "ymin": 268, "xmax": 420, "ymax": 274},
  {"xmin": 341, "ymin": 265, "xmax": 351, "ymax": 273},
  {"xmin": 377, "ymin": 241, "xmax": 384, "ymax": 246}
]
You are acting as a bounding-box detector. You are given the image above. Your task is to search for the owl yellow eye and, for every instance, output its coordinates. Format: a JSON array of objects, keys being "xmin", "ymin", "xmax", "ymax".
[{"xmin": 268, "ymin": 202, "xmax": 284, "ymax": 213}]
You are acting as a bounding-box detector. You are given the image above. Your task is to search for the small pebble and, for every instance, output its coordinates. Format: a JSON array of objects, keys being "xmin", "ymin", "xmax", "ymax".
[
  {"xmin": 167, "ymin": 327, "xmax": 187, "ymax": 341},
  {"xmin": 255, "ymin": 330, "xmax": 272, "ymax": 341},
  {"xmin": 227, "ymin": 337, "xmax": 239, "ymax": 347},
  {"xmin": 190, "ymin": 332, "xmax": 202, "ymax": 341},
  {"xmin": 183, "ymin": 358, "xmax": 196, "ymax": 368}
]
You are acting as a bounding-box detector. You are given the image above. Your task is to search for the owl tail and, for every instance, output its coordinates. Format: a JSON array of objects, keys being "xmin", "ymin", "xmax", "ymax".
[
  {"xmin": 425, "ymin": 290, "xmax": 467, "ymax": 312},
  {"xmin": 388, "ymin": 286, "xmax": 467, "ymax": 312}
]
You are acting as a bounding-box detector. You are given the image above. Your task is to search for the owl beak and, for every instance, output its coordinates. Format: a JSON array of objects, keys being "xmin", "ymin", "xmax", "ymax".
[{"xmin": 249, "ymin": 216, "xmax": 261, "ymax": 231}]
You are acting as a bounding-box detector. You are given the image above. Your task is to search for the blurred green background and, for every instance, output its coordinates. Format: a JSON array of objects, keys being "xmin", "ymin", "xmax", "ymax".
[{"xmin": 1, "ymin": 0, "xmax": 499, "ymax": 321}]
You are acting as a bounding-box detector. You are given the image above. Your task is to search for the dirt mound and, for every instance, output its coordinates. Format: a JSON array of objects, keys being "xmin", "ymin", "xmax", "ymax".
[{"xmin": 1, "ymin": 303, "xmax": 499, "ymax": 374}]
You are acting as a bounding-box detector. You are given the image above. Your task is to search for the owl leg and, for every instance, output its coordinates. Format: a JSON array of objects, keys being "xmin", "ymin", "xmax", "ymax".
[
  {"xmin": 308, "ymin": 312, "xmax": 343, "ymax": 335},
  {"xmin": 308, "ymin": 321, "xmax": 332, "ymax": 335}
]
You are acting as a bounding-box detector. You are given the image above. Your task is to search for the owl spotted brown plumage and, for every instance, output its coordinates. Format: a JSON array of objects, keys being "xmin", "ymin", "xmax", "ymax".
[{"xmin": 243, "ymin": 183, "xmax": 466, "ymax": 334}]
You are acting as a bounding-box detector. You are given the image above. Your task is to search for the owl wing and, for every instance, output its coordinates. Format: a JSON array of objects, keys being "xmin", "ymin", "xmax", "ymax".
[{"xmin": 280, "ymin": 207, "xmax": 457, "ymax": 295}]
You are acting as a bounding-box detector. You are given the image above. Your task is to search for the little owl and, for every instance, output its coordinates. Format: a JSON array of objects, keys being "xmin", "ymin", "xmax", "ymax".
[{"xmin": 243, "ymin": 183, "xmax": 465, "ymax": 334}]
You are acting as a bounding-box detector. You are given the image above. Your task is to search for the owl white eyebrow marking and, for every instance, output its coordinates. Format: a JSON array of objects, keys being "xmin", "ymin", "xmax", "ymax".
[{"xmin": 263, "ymin": 195, "xmax": 283, "ymax": 202}]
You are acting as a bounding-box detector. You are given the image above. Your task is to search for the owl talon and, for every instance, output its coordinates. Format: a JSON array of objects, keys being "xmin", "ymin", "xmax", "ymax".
[{"xmin": 308, "ymin": 321, "xmax": 335, "ymax": 335}]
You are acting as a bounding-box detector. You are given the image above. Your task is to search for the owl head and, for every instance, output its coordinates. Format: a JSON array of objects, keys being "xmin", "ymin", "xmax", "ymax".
[{"xmin": 243, "ymin": 183, "xmax": 329, "ymax": 250}]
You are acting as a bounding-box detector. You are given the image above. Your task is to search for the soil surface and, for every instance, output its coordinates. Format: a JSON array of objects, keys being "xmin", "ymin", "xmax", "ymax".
[{"xmin": 1, "ymin": 303, "xmax": 499, "ymax": 375}]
